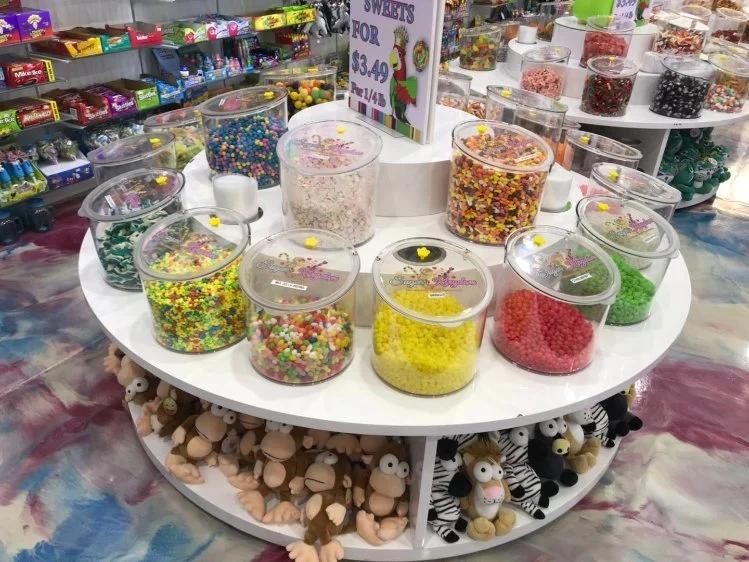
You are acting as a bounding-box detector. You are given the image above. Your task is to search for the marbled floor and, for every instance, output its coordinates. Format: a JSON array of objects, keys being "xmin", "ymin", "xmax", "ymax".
[{"xmin": 1, "ymin": 138, "xmax": 747, "ymax": 562}]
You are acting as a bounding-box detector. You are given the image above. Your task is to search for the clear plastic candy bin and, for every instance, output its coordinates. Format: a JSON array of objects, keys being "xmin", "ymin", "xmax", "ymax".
[
  {"xmin": 371, "ymin": 238, "xmax": 493, "ymax": 395},
  {"xmin": 447, "ymin": 121, "xmax": 554, "ymax": 246},
  {"xmin": 576, "ymin": 196, "xmax": 680, "ymax": 325},
  {"xmin": 560, "ymin": 129, "xmax": 643, "ymax": 177},
  {"xmin": 711, "ymin": 7, "xmax": 748, "ymax": 44},
  {"xmin": 143, "ymin": 107, "xmax": 205, "ymax": 171},
  {"xmin": 135, "ymin": 207, "xmax": 249, "ymax": 353},
  {"xmin": 88, "ymin": 132, "xmax": 177, "ymax": 184},
  {"xmin": 437, "ymin": 71, "xmax": 473, "ymax": 111},
  {"xmin": 538, "ymin": 1, "xmax": 574, "ymax": 41},
  {"xmin": 588, "ymin": 163, "xmax": 682, "ymax": 221},
  {"xmin": 260, "ymin": 65, "xmax": 336, "ymax": 117},
  {"xmin": 277, "ymin": 120, "xmax": 381, "ymax": 246},
  {"xmin": 705, "ymin": 52, "xmax": 749, "ymax": 113},
  {"xmin": 581, "ymin": 56, "xmax": 638, "ymax": 117},
  {"xmin": 520, "ymin": 46, "xmax": 571, "ymax": 100},
  {"xmin": 460, "ymin": 25, "xmax": 502, "ymax": 71},
  {"xmin": 199, "ymin": 86, "xmax": 288, "ymax": 188},
  {"xmin": 80, "ymin": 168, "xmax": 184, "ymax": 290},
  {"xmin": 493, "ymin": 225, "xmax": 620, "ymax": 375},
  {"xmin": 240, "ymin": 228, "xmax": 359, "ymax": 385},
  {"xmin": 652, "ymin": 7, "xmax": 711, "ymax": 55},
  {"xmin": 650, "ymin": 56, "xmax": 714, "ymax": 119},
  {"xmin": 580, "ymin": 15, "xmax": 635, "ymax": 68}
]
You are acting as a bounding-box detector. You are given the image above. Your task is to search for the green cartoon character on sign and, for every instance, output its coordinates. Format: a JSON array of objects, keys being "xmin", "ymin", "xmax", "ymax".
[{"xmin": 389, "ymin": 26, "xmax": 417, "ymax": 124}]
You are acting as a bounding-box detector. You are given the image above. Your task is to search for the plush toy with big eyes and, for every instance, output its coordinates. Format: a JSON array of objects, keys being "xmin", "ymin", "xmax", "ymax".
[
  {"xmin": 564, "ymin": 410, "xmax": 601, "ymax": 474},
  {"xmin": 428, "ymin": 437, "xmax": 472, "ymax": 543},
  {"xmin": 219, "ymin": 414, "xmax": 266, "ymax": 483},
  {"xmin": 528, "ymin": 418, "xmax": 578, "ymax": 488}
]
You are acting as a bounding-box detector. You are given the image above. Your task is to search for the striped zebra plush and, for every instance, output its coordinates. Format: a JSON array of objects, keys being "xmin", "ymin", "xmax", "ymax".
[
  {"xmin": 428, "ymin": 437, "xmax": 472, "ymax": 543},
  {"xmin": 580, "ymin": 403, "xmax": 615, "ymax": 448}
]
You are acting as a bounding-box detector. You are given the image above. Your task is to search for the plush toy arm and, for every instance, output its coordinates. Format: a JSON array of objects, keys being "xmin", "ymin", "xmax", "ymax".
[
  {"xmin": 527, "ymin": 438, "xmax": 547, "ymax": 462},
  {"xmin": 447, "ymin": 471, "xmax": 472, "ymax": 498},
  {"xmin": 396, "ymin": 500, "xmax": 408, "ymax": 517}
]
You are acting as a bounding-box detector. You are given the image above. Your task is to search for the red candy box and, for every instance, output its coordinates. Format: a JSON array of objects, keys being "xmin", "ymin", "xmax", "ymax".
[
  {"xmin": 0, "ymin": 55, "xmax": 53, "ymax": 87},
  {"xmin": 0, "ymin": 96, "xmax": 59, "ymax": 128},
  {"xmin": 46, "ymin": 88, "xmax": 111, "ymax": 125}
]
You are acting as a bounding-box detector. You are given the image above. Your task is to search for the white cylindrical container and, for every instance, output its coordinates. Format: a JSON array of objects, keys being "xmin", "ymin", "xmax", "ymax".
[
  {"xmin": 541, "ymin": 163, "xmax": 573, "ymax": 212},
  {"xmin": 212, "ymin": 174, "xmax": 259, "ymax": 222},
  {"xmin": 518, "ymin": 24, "xmax": 538, "ymax": 44}
]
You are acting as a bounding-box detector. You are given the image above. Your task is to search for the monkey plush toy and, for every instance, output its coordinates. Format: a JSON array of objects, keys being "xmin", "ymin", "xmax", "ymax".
[
  {"xmin": 354, "ymin": 442, "xmax": 410, "ymax": 546},
  {"xmin": 286, "ymin": 450, "xmax": 354, "ymax": 562},
  {"xmin": 149, "ymin": 385, "xmax": 201, "ymax": 438},
  {"xmin": 220, "ymin": 414, "xmax": 266, "ymax": 484}
]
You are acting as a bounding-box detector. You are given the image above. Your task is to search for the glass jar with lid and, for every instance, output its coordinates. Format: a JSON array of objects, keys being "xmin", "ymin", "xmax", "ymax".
[
  {"xmin": 560, "ymin": 129, "xmax": 643, "ymax": 176},
  {"xmin": 580, "ymin": 16, "xmax": 635, "ymax": 68},
  {"xmin": 576, "ymin": 196, "xmax": 680, "ymax": 325},
  {"xmin": 277, "ymin": 120, "xmax": 382, "ymax": 246},
  {"xmin": 260, "ymin": 65, "xmax": 337, "ymax": 116},
  {"xmin": 538, "ymin": 1, "xmax": 574, "ymax": 41},
  {"xmin": 589, "ymin": 163, "xmax": 682, "ymax": 221},
  {"xmin": 134, "ymin": 207, "xmax": 249, "ymax": 353},
  {"xmin": 143, "ymin": 107, "xmax": 205, "ymax": 171},
  {"xmin": 460, "ymin": 25, "xmax": 502, "ymax": 71},
  {"xmin": 493, "ymin": 21, "xmax": 518, "ymax": 63},
  {"xmin": 520, "ymin": 46, "xmax": 572, "ymax": 100},
  {"xmin": 446, "ymin": 121, "xmax": 554, "ymax": 246},
  {"xmin": 650, "ymin": 56, "xmax": 714, "ymax": 119},
  {"xmin": 485, "ymin": 85, "xmax": 568, "ymax": 154},
  {"xmin": 198, "ymin": 86, "xmax": 288, "ymax": 188},
  {"xmin": 652, "ymin": 6, "xmax": 711, "ymax": 55},
  {"xmin": 705, "ymin": 52, "xmax": 749, "ymax": 113},
  {"xmin": 556, "ymin": 118, "xmax": 581, "ymax": 164},
  {"xmin": 240, "ymin": 228, "xmax": 359, "ymax": 385},
  {"xmin": 88, "ymin": 132, "xmax": 177, "ymax": 184},
  {"xmin": 437, "ymin": 71, "xmax": 473, "ymax": 111},
  {"xmin": 493, "ymin": 225, "xmax": 620, "ymax": 374},
  {"xmin": 80, "ymin": 168, "xmax": 184, "ymax": 290},
  {"xmin": 466, "ymin": 93, "xmax": 487, "ymax": 118},
  {"xmin": 371, "ymin": 237, "xmax": 493, "ymax": 395},
  {"xmin": 711, "ymin": 7, "xmax": 748, "ymax": 44},
  {"xmin": 581, "ymin": 56, "xmax": 639, "ymax": 117}
]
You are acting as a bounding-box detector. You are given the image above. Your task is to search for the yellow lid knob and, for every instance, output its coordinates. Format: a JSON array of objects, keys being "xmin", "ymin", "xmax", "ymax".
[
  {"xmin": 209, "ymin": 214, "xmax": 221, "ymax": 227},
  {"xmin": 416, "ymin": 246, "xmax": 431, "ymax": 260},
  {"xmin": 304, "ymin": 236, "xmax": 319, "ymax": 249},
  {"xmin": 597, "ymin": 202, "xmax": 609, "ymax": 212},
  {"xmin": 477, "ymin": 124, "xmax": 488, "ymax": 135},
  {"xmin": 336, "ymin": 124, "xmax": 346, "ymax": 134},
  {"xmin": 155, "ymin": 175, "xmax": 168, "ymax": 186},
  {"xmin": 263, "ymin": 91, "xmax": 275, "ymax": 100},
  {"xmin": 608, "ymin": 169, "xmax": 620, "ymax": 181},
  {"xmin": 532, "ymin": 234, "xmax": 545, "ymax": 246},
  {"xmin": 501, "ymin": 89, "xmax": 512, "ymax": 98},
  {"xmin": 149, "ymin": 137, "xmax": 161, "ymax": 147},
  {"xmin": 580, "ymin": 135, "xmax": 590, "ymax": 145}
]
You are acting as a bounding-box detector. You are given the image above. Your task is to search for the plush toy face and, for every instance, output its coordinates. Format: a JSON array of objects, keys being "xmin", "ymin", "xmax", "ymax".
[
  {"xmin": 118, "ymin": 356, "xmax": 146, "ymax": 388},
  {"xmin": 539, "ymin": 419, "xmax": 562, "ymax": 438},
  {"xmin": 239, "ymin": 414, "xmax": 264, "ymax": 430},
  {"xmin": 195, "ymin": 404, "xmax": 234, "ymax": 443},
  {"xmin": 508, "ymin": 427, "xmax": 529, "ymax": 447},
  {"xmin": 463, "ymin": 451, "xmax": 505, "ymax": 506},
  {"xmin": 260, "ymin": 421, "xmax": 300, "ymax": 462},
  {"xmin": 370, "ymin": 444, "xmax": 409, "ymax": 499},
  {"xmin": 304, "ymin": 451, "xmax": 352, "ymax": 493},
  {"xmin": 124, "ymin": 376, "xmax": 150, "ymax": 402},
  {"xmin": 440, "ymin": 452, "xmax": 462, "ymax": 473},
  {"xmin": 567, "ymin": 409, "xmax": 592, "ymax": 425}
]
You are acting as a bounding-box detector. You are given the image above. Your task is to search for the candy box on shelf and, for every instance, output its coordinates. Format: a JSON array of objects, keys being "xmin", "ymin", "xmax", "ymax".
[
  {"xmin": 0, "ymin": 56, "xmax": 54, "ymax": 87},
  {"xmin": 0, "ymin": 107, "xmax": 19, "ymax": 136},
  {"xmin": 0, "ymin": 96, "xmax": 58, "ymax": 128},
  {"xmin": 106, "ymin": 21, "xmax": 162, "ymax": 47},
  {"xmin": 0, "ymin": 1, "xmax": 21, "ymax": 9},
  {"xmin": 45, "ymin": 88, "xmax": 110, "ymax": 126},
  {"xmin": 252, "ymin": 11, "xmax": 287, "ymax": 31},
  {"xmin": 85, "ymin": 85, "xmax": 137, "ymax": 118},
  {"xmin": 162, "ymin": 20, "xmax": 209, "ymax": 45},
  {"xmin": 106, "ymin": 79, "xmax": 159, "ymax": 112},
  {"xmin": 139, "ymin": 75, "xmax": 182, "ymax": 105},
  {"xmin": 5, "ymin": 7, "xmax": 52, "ymax": 42},
  {"xmin": 64, "ymin": 26, "xmax": 131, "ymax": 53},
  {"xmin": 282, "ymin": 6, "xmax": 316, "ymax": 25},
  {"xmin": 0, "ymin": 13, "xmax": 19, "ymax": 46},
  {"xmin": 0, "ymin": 149, "xmax": 48, "ymax": 207},
  {"xmin": 33, "ymin": 33, "xmax": 103, "ymax": 58},
  {"xmin": 38, "ymin": 149, "xmax": 93, "ymax": 190}
]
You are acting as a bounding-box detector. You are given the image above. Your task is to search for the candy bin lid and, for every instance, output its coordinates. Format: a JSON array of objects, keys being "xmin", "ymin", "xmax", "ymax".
[
  {"xmin": 463, "ymin": 23, "xmax": 502, "ymax": 37},
  {"xmin": 523, "ymin": 45, "xmax": 572, "ymax": 63},
  {"xmin": 708, "ymin": 52, "xmax": 749, "ymax": 77},
  {"xmin": 576, "ymin": 196, "xmax": 680, "ymax": 260},
  {"xmin": 372, "ymin": 237, "xmax": 494, "ymax": 325},
  {"xmin": 591, "ymin": 163, "xmax": 681, "ymax": 207},
  {"xmin": 587, "ymin": 55, "xmax": 639, "ymax": 78},
  {"xmin": 662, "ymin": 55, "xmax": 715, "ymax": 80},
  {"xmin": 261, "ymin": 64, "xmax": 337, "ymax": 80},
  {"xmin": 487, "ymin": 85, "xmax": 568, "ymax": 114},
  {"xmin": 565, "ymin": 129, "xmax": 643, "ymax": 161},
  {"xmin": 143, "ymin": 106, "xmax": 200, "ymax": 129},
  {"xmin": 88, "ymin": 132, "xmax": 175, "ymax": 167},
  {"xmin": 134, "ymin": 207, "xmax": 250, "ymax": 282},
  {"xmin": 276, "ymin": 120, "xmax": 382, "ymax": 176},
  {"xmin": 505, "ymin": 225, "xmax": 621, "ymax": 305},
  {"xmin": 240, "ymin": 228, "xmax": 360, "ymax": 314},
  {"xmin": 586, "ymin": 15, "xmax": 636, "ymax": 33},
  {"xmin": 452, "ymin": 121, "xmax": 554, "ymax": 173},
  {"xmin": 79, "ymin": 168, "xmax": 185, "ymax": 223},
  {"xmin": 198, "ymin": 85, "xmax": 288, "ymax": 118}
]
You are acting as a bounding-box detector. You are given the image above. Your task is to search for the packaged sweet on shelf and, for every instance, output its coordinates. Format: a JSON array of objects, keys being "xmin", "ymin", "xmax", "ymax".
[
  {"xmin": 240, "ymin": 229, "xmax": 359, "ymax": 385},
  {"xmin": 88, "ymin": 132, "xmax": 176, "ymax": 184},
  {"xmin": 704, "ymin": 52, "xmax": 749, "ymax": 113},
  {"xmin": 0, "ymin": 143, "xmax": 47, "ymax": 207},
  {"xmin": 144, "ymin": 107, "xmax": 205, "ymax": 171},
  {"xmin": 33, "ymin": 31, "xmax": 103, "ymax": 59},
  {"xmin": 135, "ymin": 207, "xmax": 249, "ymax": 353},
  {"xmin": 652, "ymin": 7, "xmax": 710, "ymax": 55},
  {"xmin": 1, "ymin": 6, "xmax": 52, "ymax": 41},
  {"xmin": 63, "ymin": 26, "xmax": 132, "ymax": 53},
  {"xmin": 0, "ymin": 55, "xmax": 53, "ymax": 88},
  {"xmin": 580, "ymin": 56, "xmax": 638, "ymax": 117},
  {"xmin": 650, "ymin": 56, "xmax": 714, "ymax": 119},
  {"xmin": 81, "ymin": 119, "xmax": 145, "ymax": 152},
  {"xmin": 0, "ymin": 96, "xmax": 58, "ymax": 129},
  {"xmin": 80, "ymin": 168, "xmax": 184, "ymax": 290},
  {"xmin": 459, "ymin": 25, "xmax": 502, "ymax": 71},
  {"xmin": 561, "ymin": 130, "xmax": 643, "ymax": 177},
  {"xmin": 575, "ymin": 196, "xmax": 680, "ymax": 325},
  {"xmin": 278, "ymin": 121, "xmax": 380, "ymax": 246},
  {"xmin": 86, "ymin": 85, "xmax": 137, "ymax": 118},
  {"xmin": 437, "ymin": 71, "xmax": 472, "ymax": 111},
  {"xmin": 371, "ymin": 238, "xmax": 493, "ymax": 396},
  {"xmin": 260, "ymin": 65, "xmax": 336, "ymax": 116},
  {"xmin": 105, "ymin": 21, "xmax": 162, "ymax": 47},
  {"xmin": 493, "ymin": 226, "xmax": 620, "ymax": 374},
  {"xmin": 446, "ymin": 121, "xmax": 554, "ymax": 246},
  {"xmin": 105, "ymin": 79, "xmax": 159, "ymax": 112},
  {"xmin": 46, "ymin": 88, "xmax": 111, "ymax": 126},
  {"xmin": 199, "ymin": 86, "xmax": 288, "ymax": 188},
  {"xmin": 580, "ymin": 16, "xmax": 634, "ymax": 68},
  {"xmin": 537, "ymin": 1, "xmax": 573, "ymax": 41},
  {"xmin": 519, "ymin": 46, "xmax": 571, "ymax": 100},
  {"xmin": 711, "ymin": 7, "xmax": 748, "ymax": 44}
]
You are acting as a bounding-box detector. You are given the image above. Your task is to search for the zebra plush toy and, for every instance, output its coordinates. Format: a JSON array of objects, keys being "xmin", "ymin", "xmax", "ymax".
[{"xmin": 428, "ymin": 437, "xmax": 472, "ymax": 543}]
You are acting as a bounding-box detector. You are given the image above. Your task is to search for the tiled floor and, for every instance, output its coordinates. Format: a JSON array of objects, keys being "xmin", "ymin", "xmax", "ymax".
[{"xmin": 0, "ymin": 147, "xmax": 747, "ymax": 561}]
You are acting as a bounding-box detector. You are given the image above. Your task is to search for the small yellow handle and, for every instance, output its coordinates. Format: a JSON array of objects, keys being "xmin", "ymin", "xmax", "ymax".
[
  {"xmin": 416, "ymin": 246, "xmax": 431, "ymax": 260},
  {"xmin": 597, "ymin": 202, "xmax": 609, "ymax": 212},
  {"xmin": 263, "ymin": 91, "xmax": 275, "ymax": 100},
  {"xmin": 304, "ymin": 236, "xmax": 319, "ymax": 249},
  {"xmin": 580, "ymin": 135, "xmax": 590, "ymax": 145},
  {"xmin": 532, "ymin": 234, "xmax": 545, "ymax": 246},
  {"xmin": 608, "ymin": 169, "xmax": 620, "ymax": 181},
  {"xmin": 209, "ymin": 214, "xmax": 221, "ymax": 227},
  {"xmin": 336, "ymin": 124, "xmax": 346, "ymax": 134},
  {"xmin": 477, "ymin": 124, "xmax": 488, "ymax": 135},
  {"xmin": 155, "ymin": 175, "xmax": 168, "ymax": 186},
  {"xmin": 149, "ymin": 137, "xmax": 162, "ymax": 147}
]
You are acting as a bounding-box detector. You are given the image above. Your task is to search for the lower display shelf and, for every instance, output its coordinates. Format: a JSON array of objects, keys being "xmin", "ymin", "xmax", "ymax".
[
  {"xmin": 129, "ymin": 402, "xmax": 619, "ymax": 561},
  {"xmin": 675, "ymin": 185, "xmax": 719, "ymax": 210}
]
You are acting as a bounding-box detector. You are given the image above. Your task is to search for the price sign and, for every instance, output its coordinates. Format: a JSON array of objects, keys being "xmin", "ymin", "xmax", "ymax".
[{"xmin": 613, "ymin": 0, "xmax": 638, "ymax": 21}]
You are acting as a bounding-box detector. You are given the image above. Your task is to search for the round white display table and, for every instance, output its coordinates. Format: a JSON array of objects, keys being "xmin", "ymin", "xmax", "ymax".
[{"xmin": 81, "ymin": 150, "xmax": 691, "ymax": 560}]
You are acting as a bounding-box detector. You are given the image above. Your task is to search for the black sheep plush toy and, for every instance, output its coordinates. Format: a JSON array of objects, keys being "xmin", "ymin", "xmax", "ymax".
[
  {"xmin": 528, "ymin": 418, "xmax": 579, "ymax": 488},
  {"xmin": 600, "ymin": 386, "xmax": 643, "ymax": 442}
]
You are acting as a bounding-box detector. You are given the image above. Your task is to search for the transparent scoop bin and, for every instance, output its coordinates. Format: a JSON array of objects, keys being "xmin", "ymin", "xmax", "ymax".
[
  {"xmin": 88, "ymin": 132, "xmax": 177, "ymax": 184},
  {"xmin": 143, "ymin": 107, "xmax": 204, "ymax": 171},
  {"xmin": 560, "ymin": 129, "xmax": 643, "ymax": 177}
]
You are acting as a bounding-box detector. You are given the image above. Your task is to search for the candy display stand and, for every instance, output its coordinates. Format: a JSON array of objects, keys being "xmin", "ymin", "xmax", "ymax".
[{"xmin": 79, "ymin": 142, "xmax": 692, "ymax": 560}]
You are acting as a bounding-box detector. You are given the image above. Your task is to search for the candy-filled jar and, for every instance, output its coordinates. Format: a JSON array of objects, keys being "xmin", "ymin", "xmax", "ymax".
[
  {"xmin": 580, "ymin": 16, "xmax": 635, "ymax": 68},
  {"xmin": 260, "ymin": 65, "xmax": 336, "ymax": 117},
  {"xmin": 466, "ymin": 94, "xmax": 487, "ymax": 118},
  {"xmin": 711, "ymin": 7, "xmax": 748, "ymax": 44},
  {"xmin": 705, "ymin": 52, "xmax": 749, "ymax": 112},
  {"xmin": 589, "ymin": 163, "xmax": 682, "ymax": 221},
  {"xmin": 493, "ymin": 21, "xmax": 518, "ymax": 63},
  {"xmin": 460, "ymin": 25, "xmax": 502, "ymax": 71},
  {"xmin": 88, "ymin": 132, "xmax": 177, "ymax": 184},
  {"xmin": 493, "ymin": 226, "xmax": 620, "ymax": 374},
  {"xmin": 561, "ymin": 129, "xmax": 643, "ymax": 176},
  {"xmin": 446, "ymin": 121, "xmax": 554, "ymax": 246},
  {"xmin": 199, "ymin": 86, "xmax": 288, "ymax": 188},
  {"xmin": 80, "ymin": 168, "xmax": 184, "ymax": 290},
  {"xmin": 277, "ymin": 120, "xmax": 382, "ymax": 246},
  {"xmin": 143, "ymin": 107, "xmax": 205, "ymax": 171},
  {"xmin": 538, "ymin": 1, "xmax": 574, "ymax": 41},
  {"xmin": 240, "ymin": 229, "xmax": 359, "ymax": 384},
  {"xmin": 485, "ymin": 86, "xmax": 568, "ymax": 154},
  {"xmin": 576, "ymin": 196, "xmax": 680, "ymax": 325},
  {"xmin": 371, "ymin": 238, "xmax": 493, "ymax": 395},
  {"xmin": 134, "ymin": 207, "xmax": 249, "ymax": 353},
  {"xmin": 437, "ymin": 71, "xmax": 473, "ymax": 111},
  {"xmin": 650, "ymin": 56, "xmax": 714, "ymax": 119},
  {"xmin": 581, "ymin": 56, "xmax": 638, "ymax": 117},
  {"xmin": 652, "ymin": 7, "xmax": 711, "ymax": 55},
  {"xmin": 520, "ymin": 46, "xmax": 571, "ymax": 100},
  {"xmin": 556, "ymin": 119, "xmax": 581, "ymax": 164}
]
